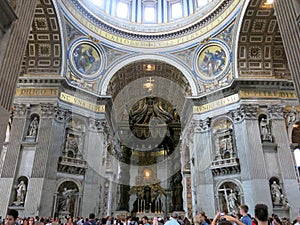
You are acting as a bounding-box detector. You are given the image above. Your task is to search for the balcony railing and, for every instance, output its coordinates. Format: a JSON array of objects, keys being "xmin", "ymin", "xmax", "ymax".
[
  {"xmin": 57, "ymin": 156, "xmax": 87, "ymax": 175},
  {"xmin": 211, "ymin": 157, "xmax": 240, "ymax": 176}
]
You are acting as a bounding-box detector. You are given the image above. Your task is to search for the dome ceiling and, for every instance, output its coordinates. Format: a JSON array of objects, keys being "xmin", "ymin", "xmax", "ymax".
[
  {"xmin": 59, "ymin": 0, "xmax": 241, "ymax": 49},
  {"xmin": 79, "ymin": 0, "xmax": 220, "ymax": 34}
]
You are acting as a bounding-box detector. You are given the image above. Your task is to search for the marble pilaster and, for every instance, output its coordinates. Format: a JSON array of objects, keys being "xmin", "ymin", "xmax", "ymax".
[
  {"xmin": 28, "ymin": 104, "xmax": 56, "ymax": 217},
  {"xmin": 271, "ymin": 114, "xmax": 300, "ymax": 219},
  {"xmin": 241, "ymin": 105, "xmax": 273, "ymax": 213},
  {"xmin": 0, "ymin": 0, "xmax": 37, "ymax": 153},
  {"xmin": 81, "ymin": 118, "xmax": 106, "ymax": 217},
  {"xmin": 192, "ymin": 118, "xmax": 215, "ymax": 216},
  {"xmin": 38, "ymin": 107, "xmax": 66, "ymax": 217},
  {"xmin": 0, "ymin": 103, "xmax": 29, "ymax": 216}
]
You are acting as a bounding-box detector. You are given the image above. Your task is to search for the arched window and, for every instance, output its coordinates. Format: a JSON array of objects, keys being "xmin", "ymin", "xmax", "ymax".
[
  {"xmin": 197, "ymin": 0, "xmax": 213, "ymax": 8},
  {"xmin": 144, "ymin": 6, "xmax": 156, "ymax": 22},
  {"xmin": 91, "ymin": 0, "xmax": 103, "ymax": 7},
  {"xmin": 170, "ymin": 2, "xmax": 182, "ymax": 20},
  {"xmin": 116, "ymin": 1, "xmax": 129, "ymax": 19}
]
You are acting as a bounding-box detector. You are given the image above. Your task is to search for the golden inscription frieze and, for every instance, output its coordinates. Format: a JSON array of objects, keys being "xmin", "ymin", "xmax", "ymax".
[{"xmin": 59, "ymin": 92, "xmax": 105, "ymax": 113}]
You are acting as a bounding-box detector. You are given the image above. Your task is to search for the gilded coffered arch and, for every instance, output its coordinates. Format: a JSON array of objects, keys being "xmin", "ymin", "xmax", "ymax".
[
  {"xmin": 20, "ymin": 0, "xmax": 63, "ymax": 76},
  {"xmin": 237, "ymin": 0, "xmax": 291, "ymax": 79}
]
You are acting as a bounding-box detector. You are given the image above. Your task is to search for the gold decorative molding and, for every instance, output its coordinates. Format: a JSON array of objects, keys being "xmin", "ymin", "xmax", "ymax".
[
  {"xmin": 16, "ymin": 88, "xmax": 59, "ymax": 97},
  {"xmin": 59, "ymin": 92, "xmax": 105, "ymax": 113},
  {"xmin": 239, "ymin": 90, "xmax": 297, "ymax": 99},
  {"xmin": 193, "ymin": 93, "xmax": 240, "ymax": 113}
]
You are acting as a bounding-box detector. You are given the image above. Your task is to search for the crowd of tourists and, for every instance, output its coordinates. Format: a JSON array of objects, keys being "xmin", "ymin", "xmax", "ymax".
[{"xmin": 1, "ymin": 204, "xmax": 299, "ymax": 225}]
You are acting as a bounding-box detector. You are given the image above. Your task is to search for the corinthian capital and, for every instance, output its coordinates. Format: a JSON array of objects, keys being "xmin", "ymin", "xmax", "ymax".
[
  {"xmin": 242, "ymin": 105, "xmax": 259, "ymax": 119},
  {"xmin": 40, "ymin": 103, "xmax": 56, "ymax": 117},
  {"xmin": 55, "ymin": 107, "xmax": 68, "ymax": 122},
  {"xmin": 13, "ymin": 103, "xmax": 30, "ymax": 117},
  {"xmin": 267, "ymin": 105, "xmax": 284, "ymax": 119},
  {"xmin": 89, "ymin": 118, "xmax": 107, "ymax": 132},
  {"xmin": 193, "ymin": 118, "xmax": 210, "ymax": 133},
  {"xmin": 231, "ymin": 107, "xmax": 245, "ymax": 123}
]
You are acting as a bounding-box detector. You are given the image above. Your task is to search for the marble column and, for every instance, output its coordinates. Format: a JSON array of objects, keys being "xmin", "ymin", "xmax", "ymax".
[
  {"xmin": 274, "ymin": 0, "xmax": 300, "ymax": 102},
  {"xmin": 268, "ymin": 106, "xmax": 300, "ymax": 219},
  {"xmin": 192, "ymin": 118, "xmax": 215, "ymax": 216},
  {"xmin": 0, "ymin": 103, "xmax": 29, "ymax": 216},
  {"xmin": 0, "ymin": 0, "xmax": 37, "ymax": 153},
  {"xmin": 237, "ymin": 105, "xmax": 272, "ymax": 214}
]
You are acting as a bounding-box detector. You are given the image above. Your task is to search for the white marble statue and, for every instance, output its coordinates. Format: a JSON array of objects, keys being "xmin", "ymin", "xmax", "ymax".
[
  {"xmin": 271, "ymin": 181, "xmax": 282, "ymax": 204},
  {"xmin": 227, "ymin": 190, "xmax": 238, "ymax": 212},
  {"xmin": 61, "ymin": 188, "xmax": 76, "ymax": 212},
  {"xmin": 281, "ymin": 194, "xmax": 290, "ymax": 208},
  {"xmin": 28, "ymin": 117, "xmax": 39, "ymax": 136},
  {"xmin": 14, "ymin": 180, "xmax": 26, "ymax": 206}
]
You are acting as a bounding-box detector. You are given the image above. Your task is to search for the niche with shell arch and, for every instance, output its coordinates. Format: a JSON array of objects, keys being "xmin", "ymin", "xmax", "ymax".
[
  {"xmin": 25, "ymin": 114, "xmax": 40, "ymax": 142},
  {"xmin": 269, "ymin": 177, "xmax": 283, "ymax": 205},
  {"xmin": 217, "ymin": 180, "xmax": 242, "ymax": 213},
  {"xmin": 11, "ymin": 176, "xmax": 28, "ymax": 207},
  {"xmin": 212, "ymin": 117, "xmax": 235, "ymax": 160},
  {"xmin": 258, "ymin": 114, "xmax": 273, "ymax": 143},
  {"xmin": 56, "ymin": 181, "xmax": 79, "ymax": 218},
  {"xmin": 63, "ymin": 118, "xmax": 86, "ymax": 159}
]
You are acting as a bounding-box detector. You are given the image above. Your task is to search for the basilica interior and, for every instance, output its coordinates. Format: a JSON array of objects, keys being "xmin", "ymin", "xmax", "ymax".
[{"xmin": 0, "ymin": 0, "xmax": 300, "ymax": 221}]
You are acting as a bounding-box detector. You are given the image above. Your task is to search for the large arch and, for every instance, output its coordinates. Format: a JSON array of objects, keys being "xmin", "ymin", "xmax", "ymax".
[{"xmin": 100, "ymin": 54, "xmax": 199, "ymax": 96}]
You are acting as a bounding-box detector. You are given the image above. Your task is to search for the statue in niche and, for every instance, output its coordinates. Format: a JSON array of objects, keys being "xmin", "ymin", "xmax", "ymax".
[
  {"xmin": 28, "ymin": 117, "xmax": 39, "ymax": 137},
  {"xmin": 65, "ymin": 134, "xmax": 79, "ymax": 157},
  {"xmin": 13, "ymin": 180, "xmax": 26, "ymax": 206},
  {"xmin": 259, "ymin": 117, "xmax": 272, "ymax": 142},
  {"xmin": 226, "ymin": 136, "xmax": 233, "ymax": 152},
  {"xmin": 60, "ymin": 188, "xmax": 77, "ymax": 212},
  {"xmin": 171, "ymin": 173, "xmax": 183, "ymax": 211},
  {"xmin": 215, "ymin": 138, "xmax": 222, "ymax": 160},
  {"xmin": 215, "ymin": 135, "xmax": 234, "ymax": 160},
  {"xmin": 227, "ymin": 190, "xmax": 238, "ymax": 212},
  {"xmin": 144, "ymin": 186, "xmax": 151, "ymax": 210},
  {"xmin": 270, "ymin": 181, "xmax": 282, "ymax": 204},
  {"xmin": 152, "ymin": 188, "xmax": 163, "ymax": 213},
  {"xmin": 286, "ymin": 106, "xmax": 298, "ymax": 125},
  {"xmin": 218, "ymin": 183, "xmax": 240, "ymax": 213},
  {"xmin": 220, "ymin": 137, "xmax": 227, "ymax": 151}
]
